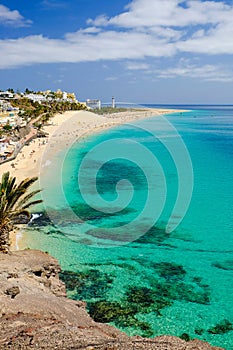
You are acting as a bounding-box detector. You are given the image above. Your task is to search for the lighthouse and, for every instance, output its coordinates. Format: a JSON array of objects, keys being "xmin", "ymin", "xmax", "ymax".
[{"xmin": 112, "ymin": 96, "xmax": 115, "ymax": 109}]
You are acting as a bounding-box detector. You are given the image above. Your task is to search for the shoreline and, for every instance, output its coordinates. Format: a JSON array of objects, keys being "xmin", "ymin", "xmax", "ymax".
[{"xmin": 1, "ymin": 107, "xmax": 185, "ymax": 250}]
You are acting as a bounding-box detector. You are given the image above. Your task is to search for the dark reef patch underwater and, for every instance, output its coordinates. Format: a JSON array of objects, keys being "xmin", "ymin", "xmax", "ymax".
[{"xmin": 60, "ymin": 258, "xmax": 211, "ymax": 338}]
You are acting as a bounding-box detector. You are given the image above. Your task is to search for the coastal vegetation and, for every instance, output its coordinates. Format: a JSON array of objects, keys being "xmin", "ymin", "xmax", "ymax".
[
  {"xmin": 92, "ymin": 107, "xmax": 150, "ymax": 115},
  {"xmin": 92, "ymin": 106, "xmax": 128, "ymax": 114},
  {"xmin": 0, "ymin": 172, "xmax": 42, "ymax": 253},
  {"xmin": 11, "ymin": 97, "xmax": 87, "ymax": 127}
]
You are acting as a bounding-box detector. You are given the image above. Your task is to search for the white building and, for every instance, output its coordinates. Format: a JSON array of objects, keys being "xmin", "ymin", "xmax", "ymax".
[
  {"xmin": 0, "ymin": 91, "xmax": 14, "ymax": 99},
  {"xmin": 25, "ymin": 93, "xmax": 46, "ymax": 103},
  {"xmin": 86, "ymin": 99, "xmax": 101, "ymax": 110}
]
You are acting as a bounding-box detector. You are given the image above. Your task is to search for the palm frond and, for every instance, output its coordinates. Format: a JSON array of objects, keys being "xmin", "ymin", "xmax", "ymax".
[
  {"xmin": 0, "ymin": 171, "xmax": 10, "ymax": 190},
  {"xmin": 18, "ymin": 177, "xmax": 39, "ymax": 191},
  {"xmin": 9, "ymin": 209, "xmax": 31, "ymax": 220},
  {"xmin": 21, "ymin": 199, "xmax": 43, "ymax": 210},
  {"xmin": 3, "ymin": 176, "xmax": 39, "ymax": 213},
  {"xmin": 4, "ymin": 188, "xmax": 27, "ymax": 213},
  {"xmin": 15, "ymin": 189, "xmax": 42, "ymax": 210}
]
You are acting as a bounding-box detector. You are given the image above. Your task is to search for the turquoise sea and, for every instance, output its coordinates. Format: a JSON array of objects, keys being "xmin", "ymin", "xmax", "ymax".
[{"xmin": 23, "ymin": 105, "xmax": 233, "ymax": 349}]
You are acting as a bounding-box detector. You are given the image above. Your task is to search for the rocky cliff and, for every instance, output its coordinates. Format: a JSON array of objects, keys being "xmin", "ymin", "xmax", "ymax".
[{"xmin": 0, "ymin": 250, "xmax": 224, "ymax": 350}]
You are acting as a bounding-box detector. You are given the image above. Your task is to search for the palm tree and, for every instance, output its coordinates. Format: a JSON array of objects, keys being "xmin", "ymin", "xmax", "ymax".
[{"xmin": 0, "ymin": 172, "xmax": 42, "ymax": 253}]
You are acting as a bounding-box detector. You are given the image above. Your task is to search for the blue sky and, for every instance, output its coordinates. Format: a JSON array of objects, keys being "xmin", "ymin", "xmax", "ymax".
[{"xmin": 1, "ymin": 0, "xmax": 233, "ymax": 104}]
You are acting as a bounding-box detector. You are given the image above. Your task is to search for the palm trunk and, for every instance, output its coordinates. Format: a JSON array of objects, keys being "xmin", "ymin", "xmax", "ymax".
[{"xmin": 0, "ymin": 226, "xmax": 10, "ymax": 254}]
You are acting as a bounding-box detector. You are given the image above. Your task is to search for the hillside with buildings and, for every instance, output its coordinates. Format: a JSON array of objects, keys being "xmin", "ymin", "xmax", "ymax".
[{"xmin": 0, "ymin": 88, "xmax": 86, "ymax": 163}]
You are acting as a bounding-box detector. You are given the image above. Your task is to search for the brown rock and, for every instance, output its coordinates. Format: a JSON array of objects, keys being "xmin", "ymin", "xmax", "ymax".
[{"xmin": 5, "ymin": 286, "xmax": 20, "ymax": 299}]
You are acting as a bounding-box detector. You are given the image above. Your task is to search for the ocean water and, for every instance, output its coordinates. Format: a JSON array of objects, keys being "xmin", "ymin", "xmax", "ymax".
[{"xmin": 23, "ymin": 106, "xmax": 233, "ymax": 349}]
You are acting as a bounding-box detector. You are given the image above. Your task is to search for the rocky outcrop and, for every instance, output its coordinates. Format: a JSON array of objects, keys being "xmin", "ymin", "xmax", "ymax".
[{"xmin": 0, "ymin": 250, "xmax": 224, "ymax": 350}]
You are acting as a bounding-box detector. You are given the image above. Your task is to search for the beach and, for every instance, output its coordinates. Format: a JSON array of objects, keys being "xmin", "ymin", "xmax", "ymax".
[{"xmin": 0, "ymin": 108, "xmax": 182, "ymax": 183}]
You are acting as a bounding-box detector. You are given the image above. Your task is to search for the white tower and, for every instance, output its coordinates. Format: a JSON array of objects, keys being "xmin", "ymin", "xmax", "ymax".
[{"xmin": 112, "ymin": 96, "xmax": 115, "ymax": 109}]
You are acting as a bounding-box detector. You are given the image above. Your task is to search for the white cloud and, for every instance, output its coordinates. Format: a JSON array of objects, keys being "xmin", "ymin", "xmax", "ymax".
[
  {"xmin": 0, "ymin": 31, "xmax": 176, "ymax": 69},
  {"xmin": 1, "ymin": 0, "xmax": 233, "ymax": 69},
  {"xmin": 148, "ymin": 26, "xmax": 183, "ymax": 40},
  {"xmin": 157, "ymin": 61, "xmax": 233, "ymax": 82},
  {"xmin": 0, "ymin": 4, "xmax": 32, "ymax": 27},
  {"xmin": 105, "ymin": 76, "xmax": 118, "ymax": 81},
  {"xmin": 125, "ymin": 62, "xmax": 150, "ymax": 70},
  {"xmin": 179, "ymin": 22, "xmax": 233, "ymax": 54},
  {"xmin": 77, "ymin": 27, "xmax": 102, "ymax": 34},
  {"xmin": 87, "ymin": 15, "xmax": 109, "ymax": 27},
  {"xmin": 86, "ymin": 0, "xmax": 233, "ymax": 56},
  {"xmin": 88, "ymin": 0, "xmax": 231, "ymax": 28}
]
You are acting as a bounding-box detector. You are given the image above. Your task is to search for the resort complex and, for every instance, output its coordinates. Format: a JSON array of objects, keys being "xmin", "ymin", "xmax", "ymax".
[{"xmin": 0, "ymin": 88, "xmax": 86, "ymax": 162}]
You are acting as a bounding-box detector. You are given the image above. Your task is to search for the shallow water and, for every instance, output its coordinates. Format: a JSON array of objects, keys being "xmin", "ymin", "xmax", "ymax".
[{"xmin": 23, "ymin": 106, "xmax": 233, "ymax": 349}]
